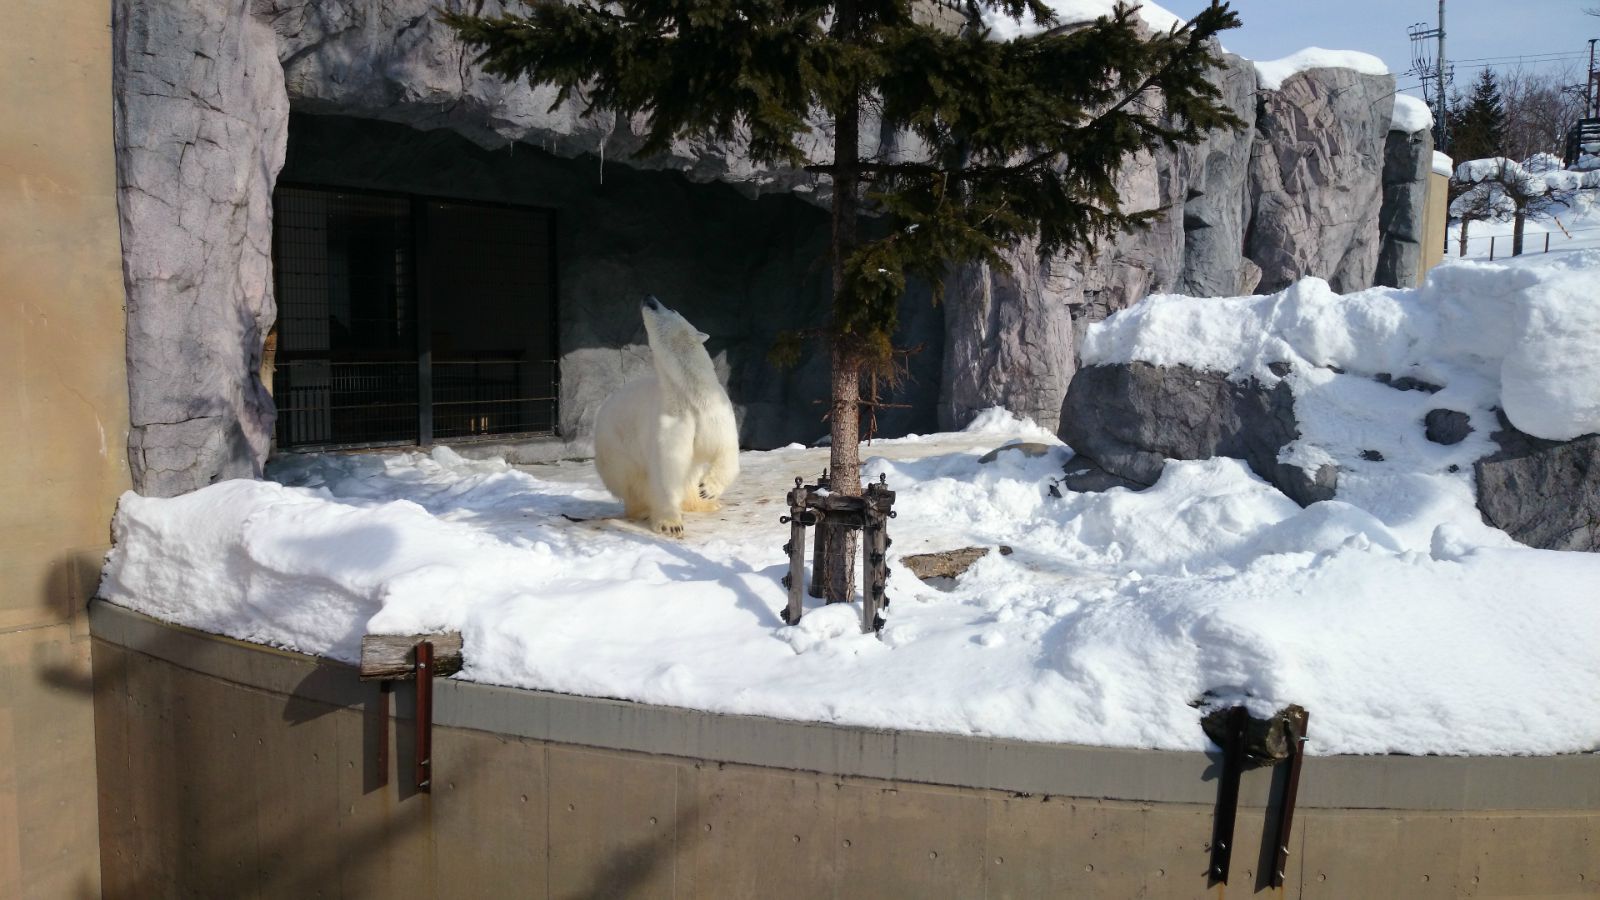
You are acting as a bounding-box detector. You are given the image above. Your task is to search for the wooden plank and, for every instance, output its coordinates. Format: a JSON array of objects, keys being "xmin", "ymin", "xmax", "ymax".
[{"xmin": 359, "ymin": 633, "xmax": 464, "ymax": 681}]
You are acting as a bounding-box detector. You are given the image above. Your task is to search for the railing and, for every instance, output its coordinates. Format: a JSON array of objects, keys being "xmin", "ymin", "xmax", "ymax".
[
  {"xmin": 272, "ymin": 358, "xmax": 558, "ymax": 449},
  {"xmin": 1446, "ymin": 224, "xmax": 1600, "ymax": 260}
]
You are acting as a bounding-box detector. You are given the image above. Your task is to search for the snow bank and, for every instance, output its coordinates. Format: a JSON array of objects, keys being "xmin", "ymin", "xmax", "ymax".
[
  {"xmin": 982, "ymin": 0, "xmax": 1185, "ymax": 39},
  {"xmin": 102, "ymin": 382, "xmax": 1600, "ymax": 756},
  {"xmin": 1254, "ymin": 47, "xmax": 1387, "ymax": 90},
  {"xmin": 1391, "ymin": 94, "xmax": 1433, "ymax": 133},
  {"xmin": 1081, "ymin": 251, "xmax": 1600, "ymax": 442}
]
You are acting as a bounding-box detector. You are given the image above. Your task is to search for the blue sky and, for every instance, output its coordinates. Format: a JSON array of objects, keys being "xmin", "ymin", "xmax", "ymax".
[{"xmin": 1157, "ymin": 0, "xmax": 1599, "ymax": 100}]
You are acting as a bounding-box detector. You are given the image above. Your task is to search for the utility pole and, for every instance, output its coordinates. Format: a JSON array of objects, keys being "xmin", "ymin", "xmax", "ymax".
[
  {"xmin": 1408, "ymin": 2, "xmax": 1450, "ymax": 151},
  {"xmin": 1437, "ymin": 0, "xmax": 1447, "ymax": 151},
  {"xmin": 1590, "ymin": 37, "xmax": 1597, "ymax": 118}
]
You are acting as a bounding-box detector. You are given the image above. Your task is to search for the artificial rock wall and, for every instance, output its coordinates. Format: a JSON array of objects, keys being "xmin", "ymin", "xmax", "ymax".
[
  {"xmin": 940, "ymin": 52, "xmax": 1412, "ymax": 433},
  {"xmin": 114, "ymin": 0, "xmax": 1424, "ymax": 494}
]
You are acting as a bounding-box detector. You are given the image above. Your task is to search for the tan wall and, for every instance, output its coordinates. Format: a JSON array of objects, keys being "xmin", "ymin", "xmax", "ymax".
[
  {"xmin": 0, "ymin": 0, "xmax": 130, "ymax": 896},
  {"xmin": 92, "ymin": 605, "xmax": 1600, "ymax": 900},
  {"xmin": 1419, "ymin": 170, "xmax": 1450, "ymax": 282}
]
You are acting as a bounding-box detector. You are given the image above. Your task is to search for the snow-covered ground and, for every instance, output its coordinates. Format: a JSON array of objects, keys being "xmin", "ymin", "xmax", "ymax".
[{"xmin": 101, "ymin": 253, "xmax": 1600, "ymax": 758}]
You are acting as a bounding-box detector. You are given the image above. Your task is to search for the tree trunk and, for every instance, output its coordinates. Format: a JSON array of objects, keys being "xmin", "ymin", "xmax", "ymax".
[
  {"xmin": 1512, "ymin": 210, "xmax": 1525, "ymax": 256},
  {"xmin": 1458, "ymin": 218, "xmax": 1469, "ymax": 257},
  {"xmin": 821, "ymin": 0, "xmax": 861, "ymax": 605}
]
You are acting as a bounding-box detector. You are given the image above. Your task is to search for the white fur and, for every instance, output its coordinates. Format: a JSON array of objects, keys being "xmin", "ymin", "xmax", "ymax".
[{"xmin": 594, "ymin": 298, "xmax": 740, "ymax": 537}]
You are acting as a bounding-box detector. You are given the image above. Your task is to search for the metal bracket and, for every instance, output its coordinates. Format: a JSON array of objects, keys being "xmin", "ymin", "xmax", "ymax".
[
  {"xmin": 1208, "ymin": 705, "xmax": 1248, "ymax": 886},
  {"xmin": 1269, "ymin": 712, "xmax": 1310, "ymax": 889},
  {"xmin": 1208, "ymin": 706, "xmax": 1311, "ymax": 889}
]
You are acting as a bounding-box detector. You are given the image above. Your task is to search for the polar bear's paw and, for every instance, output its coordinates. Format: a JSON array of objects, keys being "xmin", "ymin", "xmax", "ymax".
[
  {"xmin": 682, "ymin": 494, "xmax": 722, "ymax": 513},
  {"xmin": 651, "ymin": 515, "xmax": 686, "ymax": 539}
]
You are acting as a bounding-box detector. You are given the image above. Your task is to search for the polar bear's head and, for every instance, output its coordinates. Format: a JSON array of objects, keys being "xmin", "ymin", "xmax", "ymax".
[{"xmin": 640, "ymin": 295, "xmax": 715, "ymax": 388}]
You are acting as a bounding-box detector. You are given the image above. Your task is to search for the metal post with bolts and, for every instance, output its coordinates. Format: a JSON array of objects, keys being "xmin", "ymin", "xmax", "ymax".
[
  {"xmin": 808, "ymin": 471, "xmax": 830, "ymax": 599},
  {"xmin": 1269, "ymin": 712, "xmax": 1311, "ymax": 889},
  {"xmin": 1208, "ymin": 705, "xmax": 1249, "ymax": 887},
  {"xmin": 860, "ymin": 475, "xmax": 896, "ymax": 634},
  {"xmin": 781, "ymin": 478, "xmax": 810, "ymax": 625},
  {"xmin": 779, "ymin": 473, "xmax": 895, "ymax": 634}
]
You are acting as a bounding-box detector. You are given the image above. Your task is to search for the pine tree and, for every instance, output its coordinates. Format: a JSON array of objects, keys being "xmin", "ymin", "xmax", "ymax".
[
  {"xmin": 1450, "ymin": 69, "xmax": 1507, "ymax": 161},
  {"xmin": 443, "ymin": 0, "xmax": 1242, "ymax": 603}
]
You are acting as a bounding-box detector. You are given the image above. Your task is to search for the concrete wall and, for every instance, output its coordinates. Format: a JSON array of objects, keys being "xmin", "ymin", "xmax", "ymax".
[
  {"xmin": 1420, "ymin": 170, "xmax": 1450, "ymax": 282},
  {"xmin": 92, "ymin": 602, "xmax": 1600, "ymax": 899},
  {"xmin": 0, "ymin": 0, "xmax": 132, "ymax": 896}
]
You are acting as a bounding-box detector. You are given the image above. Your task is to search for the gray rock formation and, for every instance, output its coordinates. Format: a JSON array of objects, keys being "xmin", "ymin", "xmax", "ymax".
[
  {"xmin": 1475, "ymin": 414, "xmax": 1600, "ymax": 552},
  {"xmin": 1246, "ymin": 68, "xmax": 1396, "ymax": 294},
  {"xmin": 113, "ymin": 0, "xmax": 1427, "ymax": 493},
  {"xmin": 1058, "ymin": 362, "xmax": 1336, "ymax": 506},
  {"xmin": 1177, "ymin": 52, "xmax": 1260, "ymax": 297},
  {"xmin": 115, "ymin": 0, "xmax": 287, "ymax": 496},
  {"xmin": 1375, "ymin": 125, "xmax": 1434, "ymax": 288},
  {"xmin": 939, "ymin": 240, "xmax": 1078, "ymax": 432}
]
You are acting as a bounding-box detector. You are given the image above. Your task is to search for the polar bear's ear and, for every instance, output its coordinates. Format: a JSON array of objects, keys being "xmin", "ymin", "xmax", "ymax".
[{"xmin": 694, "ymin": 330, "xmax": 710, "ymax": 343}]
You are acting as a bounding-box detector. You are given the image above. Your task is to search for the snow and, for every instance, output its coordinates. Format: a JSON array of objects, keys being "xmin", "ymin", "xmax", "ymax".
[
  {"xmin": 1253, "ymin": 47, "xmax": 1388, "ymax": 90},
  {"xmin": 1081, "ymin": 250, "xmax": 1600, "ymax": 441},
  {"xmin": 102, "ymin": 252, "xmax": 1600, "ymax": 758},
  {"xmin": 1391, "ymin": 94, "xmax": 1433, "ymax": 134},
  {"xmin": 1432, "ymin": 151, "xmax": 1454, "ymax": 178},
  {"xmin": 982, "ymin": 0, "xmax": 1184, "ymax": 40}
]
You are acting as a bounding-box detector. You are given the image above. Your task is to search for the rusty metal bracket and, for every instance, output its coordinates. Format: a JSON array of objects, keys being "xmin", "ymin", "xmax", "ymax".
[
  {"xmin": 1208, "ymin": 705, "xmax": 1248, "ymax": 886},
  {"xmin": 1269, "ymin": 712, "xmax": 1310, "ymax": 888},
  {"xmin": 414, "ymin": 640, "xmax": 434, "ymax": 792}
]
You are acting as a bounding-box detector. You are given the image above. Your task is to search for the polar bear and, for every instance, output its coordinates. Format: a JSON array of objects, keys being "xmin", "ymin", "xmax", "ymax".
[{"xmin": 594, "ymin": 296, "xmax": 740, "ymax": 537}]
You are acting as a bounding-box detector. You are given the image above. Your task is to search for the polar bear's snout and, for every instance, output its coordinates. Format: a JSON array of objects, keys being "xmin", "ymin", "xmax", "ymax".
[{"xmin": 643, "ymin": 294, "xmax": 662, "ymax": 311}]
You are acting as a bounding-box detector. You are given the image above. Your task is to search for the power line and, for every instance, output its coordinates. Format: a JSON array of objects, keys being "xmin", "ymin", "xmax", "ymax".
[{"xmin": 1451, "ymin": 51, "xmax": 1588, "ymax": 64}]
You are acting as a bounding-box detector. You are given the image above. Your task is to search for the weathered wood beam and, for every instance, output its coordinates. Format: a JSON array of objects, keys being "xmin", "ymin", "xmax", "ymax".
[{"xmin": 359, "ymin": 633, "xmax": 464, "ymax": 681}]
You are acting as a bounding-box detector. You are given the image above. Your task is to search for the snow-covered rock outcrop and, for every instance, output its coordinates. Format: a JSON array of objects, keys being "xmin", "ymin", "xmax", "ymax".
[{"xmin": 1059, "ymin": 251, "xmax": 1600, "ymax": 551}]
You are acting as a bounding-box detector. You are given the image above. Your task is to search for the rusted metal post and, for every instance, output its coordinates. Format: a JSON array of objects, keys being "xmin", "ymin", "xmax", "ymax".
[
  {"xmin": 1208, "ymin": 705, "xmax": 1248, "ymax": 886},
  {"xmin": 1269, "ymin": 712, "xmax": 1310, "ymax": 888},
  {"xmin": 808, "ymin": 471, "xmax": 830, "ymax": 599},
  {"xmin": 782, "ymin": 478, "xmax": 808, "ymax": 624},
  {"xmin": 414, "ymin": 640, "xmax": 434, "ymax": 792},
  {"xmin": 860, "ymin": 475, "xmax": 895, "ymax": 634}
]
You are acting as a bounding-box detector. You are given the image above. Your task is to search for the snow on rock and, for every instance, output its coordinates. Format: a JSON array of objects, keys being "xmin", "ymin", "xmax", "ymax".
[
  {"xmin": 1081, "ymin": 252, "xmax": 1600, "ymax": 442},
  {"xmin": 1390, "ymin": 94, "xmax": 1433, "ymax": 133},
  {"xmin": 1254, "ymin": 47, "xmax": 1388, "ymax": 90},
  {"xmin": 982, "ymin": 0, "xmax": 1184, "ymax": 40}
]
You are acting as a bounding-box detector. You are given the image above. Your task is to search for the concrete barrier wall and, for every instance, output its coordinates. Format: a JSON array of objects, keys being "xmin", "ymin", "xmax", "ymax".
[
  {"xmin": 91, "ymin": 602, "xmax": 1600, "ymax": 899},
  {"xmin": 0, "ymin": 0, "xmax": 132, "ymax": 896}
]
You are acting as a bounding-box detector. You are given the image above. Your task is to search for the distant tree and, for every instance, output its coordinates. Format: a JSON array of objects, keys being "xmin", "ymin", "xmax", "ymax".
[
  {"xmin": 1500, "ymin": 65, "xmax": 1587, "ymax": 160},
  {"xmin": 1451, "ymin": 158, "xmax": 1573, "ymax": 256},
  {"xmin": 1451, "ymin": 70, "xmax": 1508, "ymax": 162},
  {"xmin": 441, "ymin": 0, "xmax": 1243, "ymax": 603},
  {"xmin": 1447, "ymin": 170, "xmax": 1493, "ymax": 256}
]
